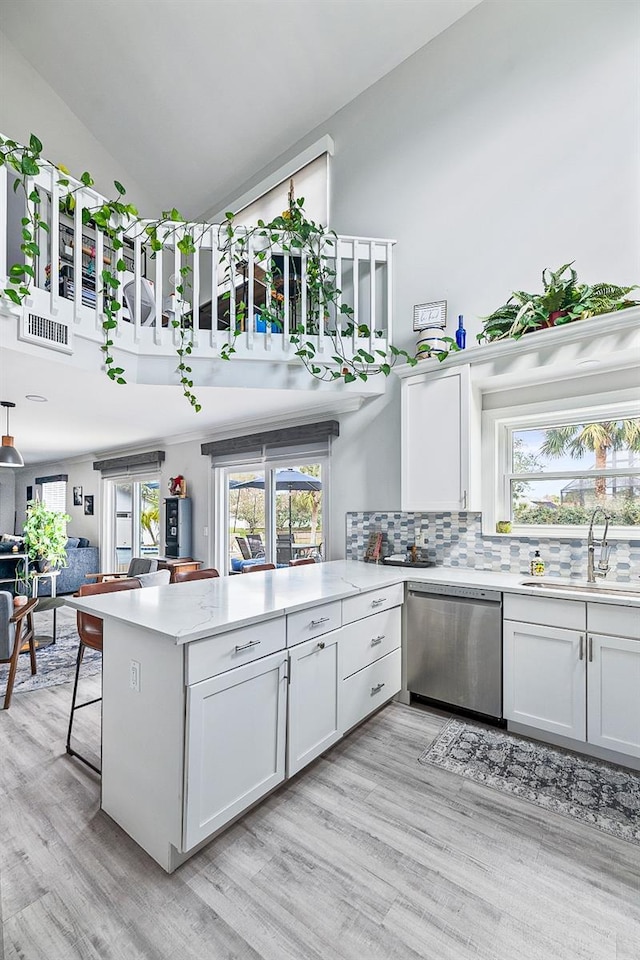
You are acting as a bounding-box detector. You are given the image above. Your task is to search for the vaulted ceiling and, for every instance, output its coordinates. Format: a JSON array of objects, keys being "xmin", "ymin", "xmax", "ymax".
[{"xmin": 0, "ymin": 0, "xmax": 481, "ymax": 218}]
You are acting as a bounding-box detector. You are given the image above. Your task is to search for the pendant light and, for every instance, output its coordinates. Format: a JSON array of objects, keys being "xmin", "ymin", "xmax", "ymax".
[{"xmin": 0, "ymin": 401, "xmax": 24, "ymax": 467}]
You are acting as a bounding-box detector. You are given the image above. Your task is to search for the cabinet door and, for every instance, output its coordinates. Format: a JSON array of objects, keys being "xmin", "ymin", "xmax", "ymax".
[
  {"xmin": 401, "ymin": 369, "xmax": 469, "ymax": 512},
  {"xmin": 587, "ymin": 633, "xmax": 640, "ymax": 758},
  {"xmin": 503, "ymin": 620, "xmax": 586, "ymax": 740},
  {"xmin": 184, "ymin": 650, "xmax": 287, "ymax": 850},
  {"xmin": 287, "ymin": 630, "xmax": 341, "ymax": 777}
]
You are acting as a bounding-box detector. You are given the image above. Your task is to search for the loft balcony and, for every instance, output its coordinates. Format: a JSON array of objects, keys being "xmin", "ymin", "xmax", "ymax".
[{"xmin": 0, "ymin": 151, "xmax": 395, "ymax": 395}]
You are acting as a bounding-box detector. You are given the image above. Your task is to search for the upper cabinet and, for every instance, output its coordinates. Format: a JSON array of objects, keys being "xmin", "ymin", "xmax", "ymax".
[{"xmin": 401, "ymin": 366, "xmax": 480, "ymax": 512}]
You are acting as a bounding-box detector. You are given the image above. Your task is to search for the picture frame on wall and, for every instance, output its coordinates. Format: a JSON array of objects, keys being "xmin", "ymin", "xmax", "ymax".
[
  {"xmin": 73, "ymin": 486, "xmax": 83, "ymax": 506},
  {"xmin": 84, "ymin": 495, "xmax": 94, "ymax": 516},
  {"xmin": 26, "ymin": 485, "xmax": 33, "ymax": 503}
]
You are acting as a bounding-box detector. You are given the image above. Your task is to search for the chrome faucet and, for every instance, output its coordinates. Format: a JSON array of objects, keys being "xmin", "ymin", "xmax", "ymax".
[{"xmin": 587, "ymin": 508, "xmax": 611, "ymax": 583}]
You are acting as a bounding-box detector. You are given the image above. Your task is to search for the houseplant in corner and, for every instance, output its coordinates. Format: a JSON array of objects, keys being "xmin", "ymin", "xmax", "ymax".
[
  {"xmin": 477, "ymin": 262, "xmax": 638, "ymax": 344},
  {"xmin": 17, "ymin": 499, "xmax": 70, "ymax": 594}
]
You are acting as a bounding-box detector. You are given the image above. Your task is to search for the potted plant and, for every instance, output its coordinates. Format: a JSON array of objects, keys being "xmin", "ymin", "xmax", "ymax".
[
  {"xmin": 478, "ymin": 263, "xmax": 638, "ymax": 344},
  {"xmin": 22, "ymin": 498, "xmax": 70, "ymax": 574}
]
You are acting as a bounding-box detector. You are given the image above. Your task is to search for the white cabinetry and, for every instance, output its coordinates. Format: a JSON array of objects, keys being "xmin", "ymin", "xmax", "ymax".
[
  {"xmin": 339, "ymin": 600, "xmax": 402, "ymax": 734},
  {"xmin": 503, "ymin": 621, "xmax": 586, "ymax": 740},
  {"xmin": 287, "ymin": 631, "xmax": 341, "ymax": 776},
  {"xmin": 184, "ymin": 650, "xmax": 288, "ymax": 850},
  {"xmin": 587, "ymin": 632, "xmax": 640, "ymax": 758},
  {"xmin": 504, "ymin": 594, "xmax": 640, "ymax": 761},
  {"xmin": 401, "ymin": 366, "xmax": 478, "ymax": 512}
]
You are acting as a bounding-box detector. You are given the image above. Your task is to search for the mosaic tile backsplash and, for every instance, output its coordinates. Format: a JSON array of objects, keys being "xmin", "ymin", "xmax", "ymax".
[{"xmin": 345, "ymin": 512, "xmax": 640, "ymax": 582}]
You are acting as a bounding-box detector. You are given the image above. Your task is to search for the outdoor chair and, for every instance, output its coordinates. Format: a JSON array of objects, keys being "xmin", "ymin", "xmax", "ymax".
[
  {"xmin": 0, "ymin": 592, "xmax": 39, "ymax": 709},
  {"xmin": 235, "ymin": 536, "xmax": 252, "ymax": 560},
  {"xmin": 87, "ymin": 557, "xmax": 159, "ymax": 582},
  {"xmin": 241, "ymin": 563, "xmax": 276, "ymax": 573},
  {"xmin": 173, "ymin": 568, "xmax": 220, "ymax": 582},
  {"xmin": 67, "ymin": 577, "xmax": 141, "ymax": 774},
  {"xmin": 289, "ymin": 558, "xmax": 316, "ymax": 566},
  {"xmin": 246, "ymin": 534, "xmax": 265, "ymax": 558},
  {"xmin": 276, "ymin": 534, "xmax": 294, "ymax": 565}
]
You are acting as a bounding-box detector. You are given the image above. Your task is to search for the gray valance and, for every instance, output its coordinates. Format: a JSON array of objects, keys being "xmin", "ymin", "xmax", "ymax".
[
  {"xmin": 93, "ymin": 450, "xmax": 166, "ymax": 474},
  {"xmin": 35, "ymin": 473, "xmax": 68, "ymax": 484},
  {"xmin": 201, "ymin": 421, "xmax": 339, "ymax": 459}
]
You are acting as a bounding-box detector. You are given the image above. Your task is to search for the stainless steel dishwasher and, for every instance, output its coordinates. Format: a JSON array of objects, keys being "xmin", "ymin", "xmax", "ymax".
[{"xmin": 406, "ymin": 582, "xmax": 503, "ymax": 720}]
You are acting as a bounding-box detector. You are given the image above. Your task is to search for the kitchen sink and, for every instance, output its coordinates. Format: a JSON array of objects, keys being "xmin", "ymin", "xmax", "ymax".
[{"xmin": 519, "ymin": 578, "xmax": 640, "ymax": 597}]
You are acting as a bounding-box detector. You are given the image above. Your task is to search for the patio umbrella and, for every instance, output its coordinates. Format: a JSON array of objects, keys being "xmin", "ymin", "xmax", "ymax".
[{"xmin": 229, "ymin": 468, "xmax": 322, "ymax": 541}]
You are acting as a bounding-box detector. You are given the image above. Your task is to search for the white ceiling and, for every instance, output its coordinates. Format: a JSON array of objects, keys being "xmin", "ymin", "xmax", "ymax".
[
  {"xmin": 0, "ymin": 0, "xmax": 482, "ymax": 464},
  {"xmin": 0, "ymin": 0, "xmax": 481, "ymax": 218},
  {"xmin": 0, "ymin": 347, "xmax": 364, "ymax": 464}
]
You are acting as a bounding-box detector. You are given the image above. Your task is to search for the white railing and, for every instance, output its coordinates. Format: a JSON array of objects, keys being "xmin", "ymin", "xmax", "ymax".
[{"xmin": 0, "ymin": 155, "xmax": 395, "ymax": 367}]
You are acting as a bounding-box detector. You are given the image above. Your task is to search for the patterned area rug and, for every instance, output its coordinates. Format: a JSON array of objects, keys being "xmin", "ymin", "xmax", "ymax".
[
  {"xmin": 419, "ymin": 718, "xmax": 640, "ymax": 845},
  {"xmin": 0, "ymin": 605, "xmax": 100, "ymax": 695}
]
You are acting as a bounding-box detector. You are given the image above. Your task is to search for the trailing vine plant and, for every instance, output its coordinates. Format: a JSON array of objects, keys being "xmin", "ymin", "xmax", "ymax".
[{"xmin": 0, "ymin": 133, "xmax": 416, "ymax": 410}]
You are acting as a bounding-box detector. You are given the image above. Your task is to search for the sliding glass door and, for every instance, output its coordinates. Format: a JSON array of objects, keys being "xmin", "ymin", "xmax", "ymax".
[
  {"xmin": 103, "ymin": 475, "xmax": 160, "ymax": 573},
  {"xmin": 222, "ymin": 461, "xmax": 325, "ymax": 573}
]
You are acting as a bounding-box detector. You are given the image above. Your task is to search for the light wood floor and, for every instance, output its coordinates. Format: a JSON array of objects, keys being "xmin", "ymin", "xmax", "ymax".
[{"xmin": 1, "ymin": 671, "xmax": 639, "ymax": 960}]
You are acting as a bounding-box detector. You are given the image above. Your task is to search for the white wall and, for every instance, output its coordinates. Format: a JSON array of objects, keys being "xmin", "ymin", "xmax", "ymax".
[
  {"xmin": 14, "ymin": 458, "xmax": 100, "ymax": 543},
  {"xmin": 0, "ymin": 468, "xmax": 17, "ymax": 533},
  {"xmin": 212, "ymin": 0, "xmax": 640, "ymax": 544},
  {"xmin": 0, "ymin": 30, "xmax": 157, "ymax": 215}
]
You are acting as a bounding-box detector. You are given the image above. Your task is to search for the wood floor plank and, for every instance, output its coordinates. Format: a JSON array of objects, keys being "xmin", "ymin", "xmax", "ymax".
[{"xmin": 1, "ymin": 679, "xmax": 639, "ymax": 960}]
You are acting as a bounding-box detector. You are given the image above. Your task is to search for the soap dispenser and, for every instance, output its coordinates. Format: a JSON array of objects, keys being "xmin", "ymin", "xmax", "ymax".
[{"xmin": 530, "ymin": 550, "xmax": 545, "ymax": 577}]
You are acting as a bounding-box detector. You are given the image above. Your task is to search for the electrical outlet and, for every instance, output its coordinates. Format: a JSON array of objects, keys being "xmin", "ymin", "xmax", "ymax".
[
  {"xmin": 203, "ymin": 526, "xmax": 209, "ymax": 537},
  {"xmin": 130, "ymin": 659, "xmax": 141, "ymax": 693},
  {"xmin": 416, "ymin": 532, "xmax": 425, "ymax": 547}
]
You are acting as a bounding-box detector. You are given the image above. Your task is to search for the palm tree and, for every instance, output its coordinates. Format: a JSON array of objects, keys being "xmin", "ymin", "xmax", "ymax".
[{"xmin": 541, "ymin": 420, "xmax": 640, "ymax": 501}]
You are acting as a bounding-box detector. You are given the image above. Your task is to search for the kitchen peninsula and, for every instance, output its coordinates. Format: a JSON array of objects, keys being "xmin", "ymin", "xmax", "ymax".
[{"xmin": 67, "ymin": 560, "xmax": 640, "ymax": 872}]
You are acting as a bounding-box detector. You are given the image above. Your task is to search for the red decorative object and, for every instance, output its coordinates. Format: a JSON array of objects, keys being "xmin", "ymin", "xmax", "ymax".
[{"xmin": 168, "ymin": 475, "xmax": 186, "ymax": 497}]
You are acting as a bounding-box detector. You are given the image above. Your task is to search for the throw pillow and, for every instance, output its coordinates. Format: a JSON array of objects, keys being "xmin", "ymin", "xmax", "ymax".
[
  {"xmin": 65, "ymin": 537, "xmax": 81, "ymax": 550},
  {"xmin": 77, "ymin": 537, "xmax": 90, "ymax": 548}
]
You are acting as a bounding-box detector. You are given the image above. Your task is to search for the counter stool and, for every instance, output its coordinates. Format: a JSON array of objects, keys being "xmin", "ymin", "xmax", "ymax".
[
  {"xmin": 66, "ymin": 578, "xmax": 140, "ymax": 774},
  {"xmin": 173, "ymin": 568, "xmax": 219, "ymax": 583},
  {"xmin": 242, "ymin": 563, "xmax": 276, "ymax": 573}
]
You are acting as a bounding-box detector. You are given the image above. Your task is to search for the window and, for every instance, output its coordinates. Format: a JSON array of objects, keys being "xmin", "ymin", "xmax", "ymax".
[
  {"xmin": 35, "ymin": 475, "xmax": 68, "ymax": 513},
  {"xmin": 503, "ymin": 415, "xmax": 640, "ymax": 533},
  {"xmin": 226, "ymin": 462, "xmax": 325, "ymax": 572},
  {"xmin": 232, "ymin": 154, "xmax": 328, "ymax": 229}
]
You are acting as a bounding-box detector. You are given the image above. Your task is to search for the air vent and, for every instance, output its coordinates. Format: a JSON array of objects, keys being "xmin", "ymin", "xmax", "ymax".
[{"xmin": 20, "ymin": 313, "xmax": 73, "ymax": 353}]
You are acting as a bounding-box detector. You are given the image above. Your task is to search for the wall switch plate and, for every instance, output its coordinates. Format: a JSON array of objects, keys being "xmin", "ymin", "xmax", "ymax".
[
  {"xmin": 130, "ymin": 660, "xmax": 141, "ymax": 693},
  {"xmin": 203, "ymin": 526, "xmax": 208, "ymax": 537}
]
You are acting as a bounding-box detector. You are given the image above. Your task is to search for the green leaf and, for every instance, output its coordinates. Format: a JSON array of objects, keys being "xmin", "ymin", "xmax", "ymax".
[
  {"xmin": 170, "ymin": 207, "xmax": 182, "ymax": 221},
  {"xmin": 21, "ymin": 156, "xmax": 40, "ymax": 176},
  {"xmin": 80, "ymin": 171, "xmax": 94, "ymax": 187},
  {"xmin": 29, "ymin": 134, "xmax": 43, "ymax": 154},
  {"xmin": 114, "ymin": 180, "xmax": 126, "ymax": 195}
]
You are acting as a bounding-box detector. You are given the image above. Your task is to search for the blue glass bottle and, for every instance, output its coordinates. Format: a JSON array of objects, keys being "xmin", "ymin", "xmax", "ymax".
[{"xmin": 455, "ymin": 314, "xmax": 466, "ymax": 350}]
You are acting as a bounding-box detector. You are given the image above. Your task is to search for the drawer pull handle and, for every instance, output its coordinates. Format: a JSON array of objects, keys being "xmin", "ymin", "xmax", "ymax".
[
  {"xmin": 317, "ymin": 641, "xmax": 325, "ymax": 650},
  {"xmin": 235, "ymin": 639, "xmax": 261, "ymax": 652},
  {"xmin": 310, "ymin": 617, "xmax": 330, "ymax": 627},
  {"xmin": 371, "ymin": 682, "xmax": 385, "ymax": 695},
  {"xmin": 371, "ymin": 635, "xmax": 385, "ymax": 645},
  {"xmin": 589, "ymin": 636, "xmax": 594, "ymax": 663},
  {"xmin": 579, "ymin": 635, "xmax": 584, "ymax": 661},
  {"xmin": 371, "ymin": 599, "xmax": 386, "ymax": 607}
]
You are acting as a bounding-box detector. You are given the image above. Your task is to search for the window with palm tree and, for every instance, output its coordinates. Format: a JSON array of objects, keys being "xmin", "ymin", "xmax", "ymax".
[{"xmin": 508, "ymin": 417, "xmax": 640, "ymax": 527}]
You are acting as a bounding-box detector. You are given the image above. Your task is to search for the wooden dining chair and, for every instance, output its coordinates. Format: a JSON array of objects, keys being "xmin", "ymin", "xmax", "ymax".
[
  {"xmin": 241, "ymin": 563, "xmax": 276, "ymax": 573},
  {"xmin": 173, "ymin": 568, "xmax": 220, "ymax": 583},
  {"xmin": 288, "ymin": 558, "xmax": 316, "ymax": 566},
  {"xmin": 67, "ymin": 577, "xmax": 140, "ymax": 774},
  {"xmin": 0, "ymin": 593, "xmax": 39, "ymax": 710}
]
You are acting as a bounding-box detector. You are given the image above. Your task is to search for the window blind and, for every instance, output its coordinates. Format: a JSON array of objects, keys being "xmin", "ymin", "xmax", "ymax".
[
  {"xmin": 35, "ymin": 476, "xmax": 68, "ymax": 513},
  {"xmin": 232, "ymin": 155, "xmax": 328, "ymax": 228}
]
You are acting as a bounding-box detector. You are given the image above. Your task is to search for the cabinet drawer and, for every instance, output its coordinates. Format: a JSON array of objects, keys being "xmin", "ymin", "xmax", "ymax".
[
  {"xmin": 287, "ymin": 600, "xmax": 342, "ymax": 647},
  {"xmin": 588, "ymin": 603, "xmax": 640, "ymax": 640},
  {"xmin": 186, "ymin": 617, "xmax": 286, "ymax": 685},
  {"xmin": 504, "ymin": 593, "xmax": 585, "ymax": 631},
  {"xmin": 340, "ymin": 607, "xmax": 401, "ymax": 680},
  {"xmin": 342, "ymin": 582, "xmax": 404, "ymax": 625},
  {"xmin": 339, "ymin": 648, "xmax": 401, "ymax": 734}
]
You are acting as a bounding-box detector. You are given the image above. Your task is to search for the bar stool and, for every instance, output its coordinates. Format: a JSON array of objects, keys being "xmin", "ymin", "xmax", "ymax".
[
  {"xmin": 66, "ymin": 578, "xmax": 140, "ymax": 774},
  {"xmin": 242, "ymin": 563, "xmax": 276, "ymax": 573},
  {"xmin": 289, "ymin": 558, "xmax": 316, "ymax": 566},
  {"xmin": 172, "ymin": 568, "xmax": 219, "ymax": 582}
]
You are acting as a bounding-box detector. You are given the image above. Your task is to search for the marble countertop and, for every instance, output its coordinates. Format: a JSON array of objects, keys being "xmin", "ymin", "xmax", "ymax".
[{"xmin": 64, "ymin": 560, "xmax": 640, "ymax": 645}]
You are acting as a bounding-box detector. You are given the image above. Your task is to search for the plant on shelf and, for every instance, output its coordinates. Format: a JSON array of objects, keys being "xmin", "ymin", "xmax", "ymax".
[
  {"xmin": 22, "ymin": 498, "xmax": 70, "ymax": 572},
  {"xmin": 477, "ymin": 262, "xmax": 638, "ymax": 344},
  {"xmin": 0, "ymin": 133, "xmax": 416, "ymax": 410}
]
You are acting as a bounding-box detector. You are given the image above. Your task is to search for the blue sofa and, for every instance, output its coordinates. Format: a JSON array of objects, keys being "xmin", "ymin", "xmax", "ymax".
[
  {"xmin": 36, "ymin": 538, "xmax": 100, "ymax": 596},
  {"xmin": 0, "ymin": 537, "xmax": 99, "ymax": 596}
]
